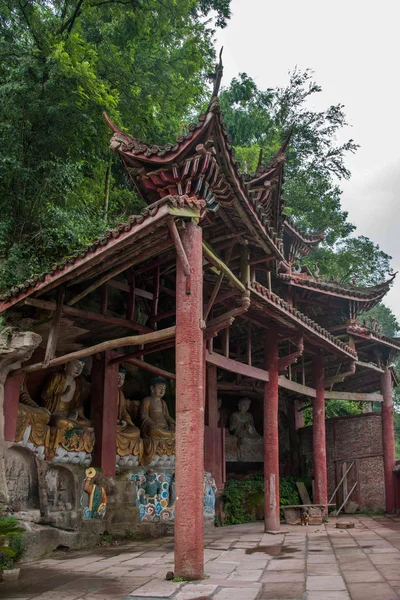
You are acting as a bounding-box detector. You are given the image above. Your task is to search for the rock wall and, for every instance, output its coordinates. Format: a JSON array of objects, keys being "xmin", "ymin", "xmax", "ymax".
[
  {"xmin": 4, "ymin": 443, "xmax": 217, "ymax": 561},
  {"xmin": 299, "ymin": 412, "xmax": 385, "ymax": 511}
]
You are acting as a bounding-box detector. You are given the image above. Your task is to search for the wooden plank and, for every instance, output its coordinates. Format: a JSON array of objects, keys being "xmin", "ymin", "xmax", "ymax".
[
  {"xmin": 296, "ymin": 482, "xmax": 312, "ymax": 504},
  {"xmin": 21, "ymin": 326, "xmax": 176, "ymax": 373},
  {"xmin": 202, "ymin": 242, "xmax": 246, "ymax": 293},
  {"xmin": 206, "ymin": 350, "xmax": 269, "ymax": 382},
  {"xmin": 24, "ymin": 297, "xmax": 152, "ymax": 334}
]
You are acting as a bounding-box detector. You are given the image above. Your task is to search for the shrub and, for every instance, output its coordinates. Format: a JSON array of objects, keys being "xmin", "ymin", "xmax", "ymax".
[{"xmin": 221, "ymin": 474, "xmax": 311, "ymax": 525}]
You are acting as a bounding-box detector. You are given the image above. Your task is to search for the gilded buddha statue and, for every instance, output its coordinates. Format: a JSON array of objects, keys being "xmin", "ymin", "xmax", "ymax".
[
  {"xmin": 140, "ymin": 377, "xmax": 175, "ymax": 464},
  {"xmin": 116, "ymin": 367, "xmax": 143, "ymax": 463},
  {"xmin": 15, "ymin": 376, "xmax": 51, "ymax": 449},
  {"xmin": 41, "ymin": 359, "xmax": 95, "ymax": 457}
]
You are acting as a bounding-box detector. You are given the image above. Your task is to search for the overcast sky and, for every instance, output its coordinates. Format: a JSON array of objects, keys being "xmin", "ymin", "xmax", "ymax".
[{"xmin": 215, "ymin": 0, "xmax": 400, "ymax": 323}]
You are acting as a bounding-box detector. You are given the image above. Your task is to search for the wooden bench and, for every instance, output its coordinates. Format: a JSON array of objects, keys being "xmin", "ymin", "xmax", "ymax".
[{"xmin": 281, "ymin": 504, "xmax": 335, "ymax": 525}]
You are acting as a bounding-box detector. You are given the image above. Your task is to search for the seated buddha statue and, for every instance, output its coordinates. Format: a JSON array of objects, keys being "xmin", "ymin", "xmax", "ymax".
[
  {"xmin": 116, "ymin": 367, "xmax": 143, "ymax": 463},
  {"xmin": 41, "ymin": 359, "xmax": 95, "ymax": 457},
  {"xmin": 15, "ymin": 376, "xmax": 51, "ymax": 449},
  {"xmin": 229, "ymin": 398, "xmax": 263, "ymax": 461},
  {"xmin": 140, "ymin": 377, "xmax": 175, "ymax": 465}
]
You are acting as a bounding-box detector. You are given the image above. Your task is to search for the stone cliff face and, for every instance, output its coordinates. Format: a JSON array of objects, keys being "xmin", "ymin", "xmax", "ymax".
[{"xmin": 0, "ymin": 330, "xmax": 41, "ymax": 504}]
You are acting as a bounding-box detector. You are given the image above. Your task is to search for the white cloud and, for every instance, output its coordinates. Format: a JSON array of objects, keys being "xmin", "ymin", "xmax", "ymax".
[{"xmin": 215, "ymin": 0, "xmax": 400, "ymax": 321}]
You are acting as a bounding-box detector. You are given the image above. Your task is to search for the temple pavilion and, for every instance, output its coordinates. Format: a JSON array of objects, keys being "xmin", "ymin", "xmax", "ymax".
[{"xmin": 0, "ymin": 71, "xmax": 399, "ymax": 579}]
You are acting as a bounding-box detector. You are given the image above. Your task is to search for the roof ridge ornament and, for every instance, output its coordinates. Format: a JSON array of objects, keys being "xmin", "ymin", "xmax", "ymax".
[{"xmin": 212, "ymin": 47, "xmax": 224, "ymax": 98}]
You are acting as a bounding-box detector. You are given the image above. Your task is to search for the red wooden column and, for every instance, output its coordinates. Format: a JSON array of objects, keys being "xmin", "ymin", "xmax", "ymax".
[
  {"xmin": 313, "ymin": 350, "xmax": 328, "ymax": 506},
  {"xmin": 4, "ymin": 373, "xmax": 24, "ymax": 441},
  {"xmin": 91, "ymin": 351, "xmax": 119, "ymax": 477},
  {"xmin": 175, "ymin": 220, "xmax": 204, "ymax": 579},
  {"xmin": 381, "ymin": 368, "xmax": 396, "ymax": 513},
  {"xmin": 264, "ymin": 322, "xmax": 280, "ymax": 532}
]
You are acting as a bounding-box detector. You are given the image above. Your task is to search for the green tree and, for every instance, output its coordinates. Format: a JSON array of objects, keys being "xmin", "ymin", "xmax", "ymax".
[
  {"xmin": 219, "ymin": 70, "xmax": 392, "ymax": 285},
  {"xmin": 0, "ymin": 0, "xmax": 230, "ymax": 289}
]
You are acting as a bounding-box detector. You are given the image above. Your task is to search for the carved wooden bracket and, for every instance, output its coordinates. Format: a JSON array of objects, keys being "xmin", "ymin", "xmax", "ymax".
[
  {"xmin": 205, "ymin": 292, "xmax": 250, "ymax": 340},
  {"xmin": 278, "ymin": 335, "xmax": 304, "ymax": 372},
  {"xmin": 324, "ymin": 361, "xmax": 356, "ymax": 388}
]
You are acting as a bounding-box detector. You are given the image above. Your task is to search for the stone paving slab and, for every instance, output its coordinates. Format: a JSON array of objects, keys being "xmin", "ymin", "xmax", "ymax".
[{"xmin": 3, "ymin": 516, "xmax": 400, "ymax": 599}]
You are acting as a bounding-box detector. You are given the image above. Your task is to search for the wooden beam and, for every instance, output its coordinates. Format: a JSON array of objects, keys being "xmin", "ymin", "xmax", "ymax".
[
  {"xmin": 0, "ymin": 203, "xmax": 172, "ymax": 311},
  {"xmin": 212, "ymin": 229, "xmax": 247, "ymax": 244},
  {"xmin": 324, "ymin": 391, "xmax": 383, "ymax": 402},
  {"xmin": 126, "ymin": 269, "xmax": 135, "ymax": 320},
  {"xmin": 121, "ymin": 357, "xmax": 176, "ymax": 380},
  {"xmin": 21, "ymin": 327, "xmax": 176, "ymax": 373},
  {"xmin": 67, "ymin": 255, "xmax": 143, "ymax": 307},
  {"xmin": 43, "ymin": 286, "xmax": 65, "ymax": 367},
  {"xmin": 150, "ymin": 266, "xmax": 160, "ymax": 328},
  {"xmin": 108, "ymin": 278, "xmax": 153, "ymax": 300},
  {"xmin": 249, "ymin": 255, "xmax": 275, "ymax": 266},
  {"xmin": 100, "ymin": 284, "xmax": 108, "ymax": 315},
  {"xmin": 202, "ymin": 242, "xmax": 246, "ymax": 293},
  {"xmin": 278, "ymin": 376, "xmax": 316, "ymax": 398},
  {"xmin": 356, "ymin": 360, "xmax": 385, "ymax": 374},
  {"xmin": 115, "ymin": 339, "xmax": 176, "ymax": 361},
  {"xmin": 204, "ymin": 242, "xmax": 234, "ymax": 321},
  {"xmin": 206, "ymin": 350, "xmax": 269, "ymax": 382},
  {"xmin": 24, "ymin": 297, "xmax": 152, "ymax": 334},
  {"xmin": 168, "ymin": 219, "xmax": 191, "ymax": 289}
]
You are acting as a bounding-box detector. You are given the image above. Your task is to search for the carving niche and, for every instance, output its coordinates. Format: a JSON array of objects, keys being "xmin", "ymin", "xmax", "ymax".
[
  {"xmin": 5, "ymin": 446, "xmax": 39, "ymax": 511},
  {"xmin": 45, "ymin": 466, "xmax": 75, "ymax": 511}
]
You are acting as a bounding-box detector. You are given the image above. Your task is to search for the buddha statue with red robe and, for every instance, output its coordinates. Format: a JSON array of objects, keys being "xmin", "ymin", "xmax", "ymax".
[
  {"xmin": 15, "ymin": 376, "xmax": 51, "ymax": 448},
  {"xmin": 41, "ymin": 359, "xmax": 95, "ymax": 457}
]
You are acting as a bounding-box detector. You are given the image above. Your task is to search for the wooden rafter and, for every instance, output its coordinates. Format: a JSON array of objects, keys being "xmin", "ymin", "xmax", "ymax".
[{"xmin": 24, "ymin": 298, "xmax": 152, "ymax": 334}]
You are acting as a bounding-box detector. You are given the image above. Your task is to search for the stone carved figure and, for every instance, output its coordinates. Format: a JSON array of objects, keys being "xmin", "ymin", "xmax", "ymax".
[
  {"xmin": 45, "ymin": 467, "xmax": 73, "ymax": 511},
  {"xmin": 15, "ymin": 376, "xmax": 51, "ymax": 452},
  {"xmin": 140, "ymin": 377, "xmax": 175, "ymax": 465},
  {"xmin": 5, "ymin": 447, "xmax": 39, "ymax": 511},
  {"xmin": 41, "ymin": 359, "xmax": 95, "ymax": 459},
  {"xmin": 204, "ymin": 472, "xmax": 217, "ymax": 517},
  {"xmin": 229, "ymin": 398, "xmax": 263, "ymax": 461},
  {"xmin": 116, "ymin": 368, "xmax": 143, "ymax": 464},
  {"xmin": 81, "ymin": 467, "xmax": 107, "ymax": 519}
]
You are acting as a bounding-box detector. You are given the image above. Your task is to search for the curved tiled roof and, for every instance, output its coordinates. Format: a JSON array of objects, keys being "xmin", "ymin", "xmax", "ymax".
[
  {"xmin": 278, "ymin": 272, "xmax": 394, "ymax": 302},
  {"xmin": 347, "ymin": 322, "xmax": 400, "ymax": 350},
  {"xmin": 0, "ymin": 195, "xmax": 205, "ymax": 308},
  {"xmin": 284, "ymin": 220, "xmax": 326, "ymax": 247},
  {"xmin": 250, "ymin": 281, "xmax": 358, "ymax": 358}
]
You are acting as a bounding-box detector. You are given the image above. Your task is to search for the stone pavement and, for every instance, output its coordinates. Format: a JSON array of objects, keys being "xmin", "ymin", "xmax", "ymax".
[{"xmin": 2, "ymin": 515, "xmax": 400, "ymax": 599}]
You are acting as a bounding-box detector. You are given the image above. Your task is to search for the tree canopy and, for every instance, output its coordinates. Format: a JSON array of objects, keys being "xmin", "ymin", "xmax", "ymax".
[
  {"xmin": 0, "ymin": 0, "xmax": 229, "ymax": 288},
  {"xmin": 219, "ymin": 70, "xmax": 392, "ymax": 286}
]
